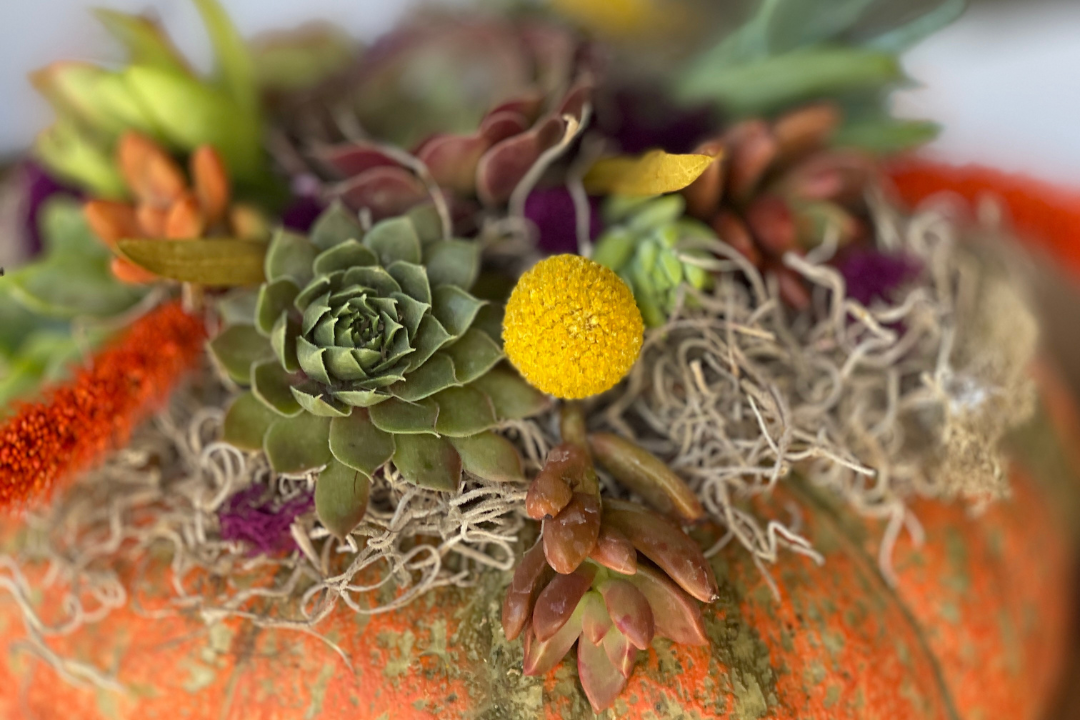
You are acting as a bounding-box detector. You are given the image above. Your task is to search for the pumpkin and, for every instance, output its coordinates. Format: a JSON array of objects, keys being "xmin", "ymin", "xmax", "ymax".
[{"xmin": 1, "ymin": 167, "xmax": 1079, "ymax": 719}]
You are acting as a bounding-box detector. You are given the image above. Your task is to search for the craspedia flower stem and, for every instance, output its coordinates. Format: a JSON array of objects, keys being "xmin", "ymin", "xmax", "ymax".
[
  {"xmin": 503, "ymin": 254, "xmax": 644, "ymax": 399},
  {"xmin": 0, "ymin": 300, "xmax": 206, "ymax": 510}
]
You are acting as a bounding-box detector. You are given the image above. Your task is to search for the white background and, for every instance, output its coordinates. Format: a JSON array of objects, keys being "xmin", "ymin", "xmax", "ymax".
[{"xmin": 0, "ymin": 0, "xmax": 1078, "ymax": 188}]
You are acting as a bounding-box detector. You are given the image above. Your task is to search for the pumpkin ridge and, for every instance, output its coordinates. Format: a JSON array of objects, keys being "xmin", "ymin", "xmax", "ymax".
[{"xmin": 786, "ymin": 477, "xmax": 964, "ymax": 720}]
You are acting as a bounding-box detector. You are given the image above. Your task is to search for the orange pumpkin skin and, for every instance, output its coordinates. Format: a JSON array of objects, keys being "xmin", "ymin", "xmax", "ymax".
[{"xmin": 0, "ymin": 381, "xmax": 1075, "ymax": 720}]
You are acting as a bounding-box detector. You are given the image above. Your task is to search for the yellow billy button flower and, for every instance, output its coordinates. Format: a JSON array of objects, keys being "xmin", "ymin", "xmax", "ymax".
[{"xmin": 503, "ymin": 254, "xmax": 644, "ymax": 399}]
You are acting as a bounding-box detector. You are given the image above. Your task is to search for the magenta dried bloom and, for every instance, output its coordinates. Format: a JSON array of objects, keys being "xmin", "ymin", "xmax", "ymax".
[
  {"xmin": 218, "ymin": 483, "xmax": 314, "ymax": 556},
  {"xmin": 837, "ymin": 248, "xmax": 922, "ymax": 305}
]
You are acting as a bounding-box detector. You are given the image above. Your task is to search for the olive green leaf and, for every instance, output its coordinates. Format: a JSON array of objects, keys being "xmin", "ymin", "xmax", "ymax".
[{"xmin": 315, "ymin": 460, "xmax": 372, "ymax": 539}]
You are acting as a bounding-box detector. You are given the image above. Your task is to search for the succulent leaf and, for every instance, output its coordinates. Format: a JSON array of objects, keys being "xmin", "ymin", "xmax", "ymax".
[
  {"xmin": 543, "ymin": 493, "xmax": 602, "ymax": 575},
  {"xmin": 209, "ymin": 325, "xmax": 272, "ymax": 384},
  {"xmin": 449, "ymin": 431, "xmax": 525, "ymax": 483},
  {"xmin": 363, "ymin": 216, "xmax": 423, "ymax": 266},
  {"xmin": 255, "ymin": 279, "xmax": 299, "ymax": 335},
  {"xmin": 469, "ymin": 365, "xmax": 551, "ymax": 420},
  {"xmin": 627, "ymin": 563, "xmax": 709, "ymax": 646},
  {"xmin": 263, "ymin": 414, "xmax": 332, "ymax": 475},
  {"xmin": 314, "ymin": 459, "xmax": 371, "ymax": 539},
  {"xmin": 589, "ymin": 525, "xmax": 638, "ymax": 575},
  {"xmin": 502, "ymin": 540, "xmax": 556, "ymax": 642},
  {"xmin": 310, "ymin": 201, "xmax": 364, "ymax": 251},
  {"xmin": 579, "ymin": 591, "xmax": 612, "ymax": 645},
  {"xmin": 578, "ymin": 632, "xmax": 628, "ymax": 714},
  {"xmin": 251, "ymin": 359, "xmax": 304, "ymax": 417},
  {"xmin": 589, "ymin": 432, "xmax": 705, "ymax": 521},
  {"xmin": 601, "ymin": 627, "xmax": 637, "ymax": 679},
  {"xmin": 265, "ymin": 229, "xmax": 317, "ymax": 286},
  {"xmin": 222, "ymin": 391, "xmax": 278, "ymax": 451},
  {"xmin": 597, "ymin": 578, "xmax": 655, "ymax": 650},
  {"xmin": 532, "ymin": 564, "xmax": 596, "ymax": 642},
  {"xmin": 391, "ymin": 433, "xmax": 462, "ymax": 491},
  {"xmin": 431, "ymin": 385, "xmax": 498, "ymax": 437},
  {"xmin": 424, "ymin": 240, "xmax": 481, "ymax": 290},
  {"xmin": 328, "ymin": 409, "xmax": 395, "ymax": 475}
]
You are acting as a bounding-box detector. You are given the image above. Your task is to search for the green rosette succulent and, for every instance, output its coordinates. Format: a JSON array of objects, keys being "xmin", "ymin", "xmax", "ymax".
[
  {"xmin": 211, "ymin": 203, "xmax": 548, "ymax": 538},
  {"xmin": 592, "ymin": 195, "xmax": 714, "ymax": 328}
]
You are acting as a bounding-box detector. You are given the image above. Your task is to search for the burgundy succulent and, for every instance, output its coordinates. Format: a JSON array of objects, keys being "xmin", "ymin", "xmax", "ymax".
[
  {"xmin": 682, "ymin": 103, "xmax": 877, "ymax": 309},
  {"xmin": 506, "ymin": 416, "xmax": 717, "ymax": 713}
]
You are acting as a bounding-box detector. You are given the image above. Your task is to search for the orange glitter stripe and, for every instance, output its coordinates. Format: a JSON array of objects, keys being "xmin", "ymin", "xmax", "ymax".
[{"xmin": 0, "ymin": 300, "xmax": 206, "ymax": 509}]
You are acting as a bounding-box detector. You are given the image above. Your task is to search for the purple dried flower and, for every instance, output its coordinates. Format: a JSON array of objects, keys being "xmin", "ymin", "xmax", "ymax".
[
  {"xmin": 281, "ymin": 174, "xmax": 326, "ymax": 233},
  {"xmin": 837, "ymin": 248, "xmax": 922, "ymax": 306},
  {"xmin": 524, "ymin": 186, "xmax": 602, "ymax": 255},
  {"xmin": 597, "ymin": 89, "xmax": 716, "ymax": 155},
  {"xmin": 218, "ymin": 483, "xmax": 314, "ymax": 556},
  {"xmin": 21, "ymin": 161, "xmax": 78, "ymax": 256}
]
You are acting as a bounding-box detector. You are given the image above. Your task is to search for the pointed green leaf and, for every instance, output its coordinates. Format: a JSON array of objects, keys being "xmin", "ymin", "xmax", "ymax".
[
  {"xmin": 363, "ymin": 216, "xmax": 422, "ymax": 265},
  {"xmin": 450, "ymin": 432, "xmax": 524, "ymax": 483},
  {"xmin": 390, "ymin": 352, "xmax": 458, "ymax": 402},
  {"xmin": 333, "ymin": 387, "xmax": 392, "ymax": 407},
  {"xmin": 116, "ymin": 238, "xmax": 266, "ymax": 286},
  {"xmin": 431, "ymin": 385, "xmax": 498, "ymax": 437},
  {"xmin": 368, "ymin": 397, "xmax": 439, "ymax": 435},
  {"xmin": 444, "ymin": 328, "xmax": 503, "ymax": 384},
  {"xmin": 315, "ymin": 459, "xmax": 372, "ymax": 539},
  {"xmin": 329, "ymin": 409, "xmax": 395, "ymax": 475},
  {"xmin": 387, "ymin": 261, "xmax": 432, "ymax": 305},
  {"xmin": 392, "ymin": 434, "xmax": 462, "ymax": 491},
  {"xmin": 222, "ymin": 391, "xmax": 278, "ymax": 451},
  {"xmin": 92, "ymin": 9, "xmax": 190, "ymax": 74},
  {"xmin": 255, "ymin": 278, "xmax": 299, "ymax": 335},
  {"xmin": 341, "ymin": 265, "xmax": 400, "ymax": 296},
  {"xmin": 208, "ymin": 325, "xmax": 272, "ymax": 384},
  {"xmin": 470, "ymin": 365, "xmax": 551, "ymax": 420},
  {"xmin": 217, "ymin": 287, "xmax": 259, "ymax": 326},
  {"xmin": 264, "ymin": 414, "xmax": 332, "ymax": 475},
  {"xmin": 271, "ymin": 313, "xmax": 300, "ymax": 372},
  {"xmin": 291, "ymin": 381, "xmax": 351, "ymax": 417},
  {"xmin": 423, "ymin": 240, "xmax": 480, "ymax": 289},
  {"xmin": 406, "ymin": 203, "xmax": 444, "ymax": 244},
  {"xmin": 311, "ymin": 201, "xmax": 364, "ymax": 251},
  {"xmin": 251, "ymin": 358, "xmax": 303, "ymax": 416},
  {"xmin": 33, "ymin": 122, "xmax": 126, "ymax": 199},
  {"xmin": 193, "ymin": 0, "xmax": 257, "ymax": 113},
  {"xmin": 407, "ymin": 315, "xmax": 453, "ymax": 372},
  {"xmin": 431, "ymin": 285, "xmax": 484, "ymax": 338},
  {"xmin": 312, "ymin": 239, "xmax": 378, "ymax": 276},
  {"xmin": 265, "ymin": 229, "xmax": 316, "ymax": 286},
  {"xmin": 471, "ymin": 304, "xmax": 504, "ymax": 347}
]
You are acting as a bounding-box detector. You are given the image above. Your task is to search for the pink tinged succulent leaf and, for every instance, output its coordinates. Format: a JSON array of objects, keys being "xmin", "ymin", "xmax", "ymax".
[
  {"xmin": 487, "ymin": 93, "xmax": 545, "ymax": 124},
  {"xmin": 745, "ymin": 195, "xmax": 797, "ymax": 256},
  {"xmin": 312, "ymin": 142, "xmax": 402, "ymax": 179},
  {"xmin": 603, "ymin": 499, "xmax": 718, "ymax": 603},
  {"xmin": 502, "ymin": 539, "xmax": 556, "ymax": 641},
  {"xmin": 602, "ymin": 627, "xmax": 638, "ymax": 678},
  {"xmin": 415, "ymin": 133, "xmax": 490, "ymax": 194},
  {"xmin": 727, "ymin": 120, "xmax": 780, "ymax": 202},
  {"xmin": 476, "ymin": 115, "xmax": 565, "ymax": 205},
  {"xmin": 334, "ymin": 166, "xmax": 428, "ymax": 221},
  {"xmin": 587, "ymin": 432, "xmax": 704, "ymax": 522},
  {"xmin": 532, "ymin": 563, "xmax": 596, "ymax": 642},
  {"xmin": 479, "ymin": 109, "xmax": 530, "ymax": 144},
  {"xmin": 588, "ymin": 524, "xmax": 637, "ymax": 575},
  {"xmin": 556, "ymin": 79, "xmax": 593, "ymax": 122},
  {"xmin": 543, "ymin": 493, "xmax": 602, "ymax": 574},
  {"xmin": 597, "ymin": 578, "xmax": 655, "ymax": 650},
  {"xmin": 578, "ymin": 632, "xmax": 629, "ymax": 714},
  {"xmin": 579, "ymin": 590, "xmax": 612, "ymax": 645},
  {"xmin": 627, "ymin": 562, "xmax": 709, "ymax": 647},
  {"xmin": 522, "ymin": 602, "xmax": 584, "ymax": 676},
  {"xmin": 526, "ymin": 443, "xmax": 590, "ymax": 519}
]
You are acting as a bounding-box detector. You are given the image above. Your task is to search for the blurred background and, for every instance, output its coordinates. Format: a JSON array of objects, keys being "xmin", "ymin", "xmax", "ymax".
[{"xmin": 0, "ymin": 0, "xmax": 1078, "ymax": 186}]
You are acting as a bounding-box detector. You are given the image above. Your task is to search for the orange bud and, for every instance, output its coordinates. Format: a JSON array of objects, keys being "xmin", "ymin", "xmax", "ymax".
[
  {"xmin": 772, "ymin": 103, "xmax": 841, "ymax": 164},
  {"xmin": 164, "ymin": 193, "xmax": 206, "ymax": 239},
  {"xmin": 84, "ymin": 200, "xmax": 140, "ymax": 249},
  {"xmin": 111, "ymin": 256, "xmax": 158, "ymax": 284},
  {"xmin": 190, "ymin": 145, "xmax": 230, "ymax": 226},
  {"xmin": 136, "ymin": 203, "xmax": 168, "ymax": 238},
  {"xmin": 118, "ymin": 131, "xmax": 186, "ymax": 207}
]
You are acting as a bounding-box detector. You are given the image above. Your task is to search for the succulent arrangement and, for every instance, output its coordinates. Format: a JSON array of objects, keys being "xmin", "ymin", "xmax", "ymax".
[{"xmin": 5, "ymin": 0, "xmax": 1048, "ymax": 717}]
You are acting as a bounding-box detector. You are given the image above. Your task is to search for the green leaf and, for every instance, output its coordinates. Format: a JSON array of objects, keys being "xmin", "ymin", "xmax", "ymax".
[
  {"xmin": 364, "ymin": 217, "xmax": 422, "ymax": 266},
  {"xmin": 263, "ymin": 414, "xmax": 332, "ymax": 475},
  {"xmin": 676, "ymin": 46, "xmax": 903, "ymax": 117},
  {"xmin": 251, "ymin": 359, "xmax": 303, "ymax": 416},
  {"xmin": 255, "ymin": 279, "xmax": 299, "ymax": 335},
  {"xmin": 291, "ymin": 381, "xmax": 351, "ymax": 417},
  {"xmin": 315, "ymin": 460, "xmax": 372, "ymax": 539},
  {"xmin": 329, "ymin": 409, "xmax": 395, "ymax": 475},
  {"xmin": 368, "ymin": 397, "xmax": 439, "ymax": 435},
  {"xmin": 832, "ymin": 117, "xmax": 940, "ymax": 153},
  {"xmin": 271, "ymin": 313, "xmax": 301, "ymax": 372},
  {"xmin": 222, "ymin": 391, "xmax": 279, "ymax": 450},
  {"xmin": 217, "ymin": 288, "xmax": 259, "ymax": 326},
  {"xmin": 470, "ymin": 365, "xmax": 551, "ymax": 420},
  {"xmin": 443, "ymin": 329, "xmax": 503, "ymax": 384},
  {"xmin": 208, "ymin": 324, "xmax": 272, "ymax": 384},
  {"xmin": 311, "ymin": 201, "xmax": 364, "ymax": 251},
  {"xmin": 265, "ymin": 230, "xmax": 316, "ymax": 286},
  {"xmin": 407, "ymin": 315, "xmax": 453, "ymax": 372},
  {"xmin": 406, "ymin": 203, "xmax": 444, "ymax": 245},
  {"xmin": 312, "ymin": 239, "xmax": 378, "ymax": 276},
  {"xmin": 387, "ymin": 262, "xmax": 432, "ymax": 305},
  {"xmin": 450, "ymin": 432, "xmax": 524, "ymax": 483},
  {"xmin": 390, "ymin": 353, "xmax": 458, "ymax": 402},
  {"xmin": 332, "ymin": 387, "xmax": 392, "ymax": 408},
  {"xmin": 92, "ymin": 9, "xmax": 190, "ymax": 74},
  {"xmin": 423, "ymin": 240, "xmax": 480, "ymax": 289},
  {"xmin": 431, "ymin": 285, "xmax": 484, "ymax": 338},
  {"xmin": 392, "ymin": 434, "xmax": 462, "ymax": 491},
  {"xmin": 117, "ymin": 238, "xmax": 266, "ymax": 286},
  {"xmin": 33, "ymin": 122, "xmax": 126, "ymax": 199},
  {"xmin": 471, "ymin": 304, "xmax": 504, "ymax": 347},
  {"xmin": 431, "ymin": 385, "xmax": 498, "ymax": 437},
  {"xmin": 192, "ymin": 0, "xmax": 257, "ymax": 114}
]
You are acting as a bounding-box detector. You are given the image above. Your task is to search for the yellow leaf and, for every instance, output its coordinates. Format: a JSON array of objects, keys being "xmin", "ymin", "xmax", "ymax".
[
  {"xmin": 117, "ymin": 238, "xmax": 266, "ymax": 286},
  {"xmin": 583, "ymin": 149, "xmax": 720, "ymax": 197}
]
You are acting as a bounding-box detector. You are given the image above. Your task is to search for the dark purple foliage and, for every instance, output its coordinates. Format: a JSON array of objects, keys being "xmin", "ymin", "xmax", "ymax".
[
  {"xmin": 20, "ymin": 161, "xmax": 78, "ymax": 256},
  {"xmin": 281, "ymin": 175, "xmax": 326, "ymax": 232},
  {"xmin": 524, "ymin": 186, "xmax": 602, "ymax": 255},
  {"xmin": 597, "ymin": 89, "xmax": 716, "ymax": 155},
  {"xmin": 837, "ymin": 248, "xmax": 923, "ymax": 305},
  {"xmin": 218, "ymin": 483, "xmax": 314, "ymax": 556}
]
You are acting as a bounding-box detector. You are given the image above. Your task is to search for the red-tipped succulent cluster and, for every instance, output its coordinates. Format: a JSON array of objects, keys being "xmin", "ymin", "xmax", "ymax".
[{"xmin": 503, "ymin": 409, "xmax": 718, "ymax": 713}]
